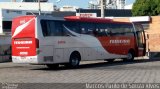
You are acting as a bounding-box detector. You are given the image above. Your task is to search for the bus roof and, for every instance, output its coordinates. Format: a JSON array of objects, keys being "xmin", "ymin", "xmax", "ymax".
[
  {"xmin": 64, "ymin": 16, "xmax": 113, "ymax": 23},
  {"xmin": 64, "ymin": 16, "xmax": 134, "ymax": 25},
  {"xmin": 13, "ymin": 15, "xmax": 132, "ymax": 24}
]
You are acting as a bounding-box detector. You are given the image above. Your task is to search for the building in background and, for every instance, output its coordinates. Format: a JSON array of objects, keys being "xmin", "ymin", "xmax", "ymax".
[
  {"xmin": 0, "ymin": 2, "xmax": 54, "ymax": 34},
  {"xmin": 124, "ymin": 4, "xmax": 133, "ymax": 9},
  {"xmin": 88, "ymin": 0, "xmax": 126, "ymax": 9},
  {"xmin": 76, "ymin": 9, "xmax": 132, "ymax": 17},
  {"xmin": 116, "ymin": 0, "xmax": 125, "ymax": 9},
  {"xmin": 88, "ymin": 0, "xmax": 99, "ymax": 9},
  {"xmin": 60, "ymin": 6, "xmax": 79, "ymax": 12},
  {"xmin": 0, "ymin": 1, "xmax": 54, "ymax": 62},
  {"xmin": 0, "ymin": 1, "xmax": 54, "ymax": 34}
]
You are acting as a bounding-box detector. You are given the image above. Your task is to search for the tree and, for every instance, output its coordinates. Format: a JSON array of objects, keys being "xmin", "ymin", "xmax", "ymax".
[{"xmin": 132, "ymin": 0, "xmax": 160, "ymax": 16}]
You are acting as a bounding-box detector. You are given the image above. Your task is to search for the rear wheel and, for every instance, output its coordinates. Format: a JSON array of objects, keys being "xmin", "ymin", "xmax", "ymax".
[
  {"xmin": 68, "ymin": 52, "xmax": 81, "ymax": 68},
  {"xmin": 46, "ymin": 64, "xmax": 59, "ymax": 69}
]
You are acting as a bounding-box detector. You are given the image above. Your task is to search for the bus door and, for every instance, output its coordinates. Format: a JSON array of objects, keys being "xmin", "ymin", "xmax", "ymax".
[{"xmin": 135, "ymin": 24, "xmax": 146, "ymax": 56}]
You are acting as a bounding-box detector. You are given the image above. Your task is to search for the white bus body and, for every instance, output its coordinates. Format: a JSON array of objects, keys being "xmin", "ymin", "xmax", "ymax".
[{"xmin": 12, "ymin": 15, "xmax": 146, "ymax": 68}]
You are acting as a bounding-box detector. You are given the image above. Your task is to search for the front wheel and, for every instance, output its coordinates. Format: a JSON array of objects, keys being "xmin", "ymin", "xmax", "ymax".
[{"xmin": 123, "ymin": 51, "xmax": 135, "ymax": 61}]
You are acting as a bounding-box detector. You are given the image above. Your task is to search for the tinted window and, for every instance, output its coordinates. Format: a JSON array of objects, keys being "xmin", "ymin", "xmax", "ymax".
[
  {"xmin": 110, "ymin": 23, "xmax": 134, "ymax": 36},
  {"xmin": 41, "ymin": 20, "xmax": 63, "ymax": 36},
  {"xmin": 80, "ymin": 22, "xmax": 95, "ymax": 35},
  {"xmin": 41, "ymin": 20, "xmax": 134, "ymax": 37},
  {"xmin": 41, "ymin": 20, "xmax": 48, "ymax": 36},
  {"xmin": 62, "ymin": 21, "xmax": 80, "ymax": 35},
  {"xmin": 96, "ymin": 23, "xmax": 111, "ymax": 36},
  {"xmin": 54, "ymin": 21, "xmax": 63, "ymax": 36},
  {"xmin": 41, "ymin": 20, "xmax": 81, "ymax": 37}
]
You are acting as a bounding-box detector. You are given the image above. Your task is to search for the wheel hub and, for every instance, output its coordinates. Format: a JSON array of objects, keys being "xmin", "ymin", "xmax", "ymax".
[
  {"xmin": 127, "ymin": 53, "xmax": 132, "ymax": 60},
  {"xmin": 71, "ymin": 58, "xmax": 79, "ymax": 66}
]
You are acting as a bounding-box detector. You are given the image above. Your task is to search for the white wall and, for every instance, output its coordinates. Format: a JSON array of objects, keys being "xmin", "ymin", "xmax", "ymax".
[
  {"xmin": 0, "ymin": 2, "xmax": 54, "ymax": 12},
  {"xmin": 0, "ymin": 2, "xmax": 54, "ymax": 34},
  {"xmin": 60, "ymin": 6, "xmax": 78, "ymax": 12}
]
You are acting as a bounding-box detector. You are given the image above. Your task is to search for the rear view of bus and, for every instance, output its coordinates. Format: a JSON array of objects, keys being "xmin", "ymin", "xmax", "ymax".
[{"xmin": 12, "ymin": 15, "xmax": 38, "ymax": 63}]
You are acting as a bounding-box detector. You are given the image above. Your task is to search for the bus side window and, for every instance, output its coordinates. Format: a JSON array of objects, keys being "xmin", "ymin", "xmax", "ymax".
[
  {"xmin": 40, "ymin": 20, "xmax": 48, "ymax": 36},
  {"xmin": 63, "ymin": 21, "xmax": 81, "ymax": 35},
  {"xmin": 54, "ymin": 21, "xmax": 63, "ymax": 36},
  {"xmin": 104, "ymin": 28, "xmax": 112, "ymax": 36},
  {"xmin": 49, "ymin": 21, "xmax": 56, "ymax": 36},
  {"xmin": 41, "ymin": 20, "xmax": 64, "ymax": 36},
  {"xmin": 93, "ymin": 29, "xmax": 98, "ymax": 36},
  {"xmin": 122, "ymin": 24, "xmax": 134, "ymax": 36},
  {"xmin": 99, "ymin": 29, "xmax": 105, "ymax": 36},
  {"xmin": 96, "ymin": 23, "xmax": 110, "ymax": 37},
  {"xmin": 108, "ymin": 30, "xmax": 113, "ymax": 36},
  {"xmin": 81, "ymin": 28, "xmax": 86, "ymax": 34},
  {"xmin": 110, "ymin": 23, "xmax": 123, "ymax": 36},
  {"xmin": 80, "ymin": 22, "xmax": 95, "ymax": 35}
]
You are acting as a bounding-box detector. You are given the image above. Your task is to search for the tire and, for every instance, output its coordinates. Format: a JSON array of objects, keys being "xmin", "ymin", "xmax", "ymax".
[
  {"xmin": 123, "ymin": 51, "xmax": 134, "ymax": 61},
  {"xmin": 46, "ymin": 64, "xmax": 59, "ymax": 69},
  {"xmin": 69, "ymin": 53, "xmax": 81, "ymax": 68},
  {"xmin": 105, "ymin": 59, "xmax": 115, "ymax": 63}
]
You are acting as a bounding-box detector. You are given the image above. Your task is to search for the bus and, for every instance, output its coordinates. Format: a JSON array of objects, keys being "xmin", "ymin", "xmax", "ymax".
[{"xmin": 12, "ymin": 15, "xmax": 146, "ymax": 68}]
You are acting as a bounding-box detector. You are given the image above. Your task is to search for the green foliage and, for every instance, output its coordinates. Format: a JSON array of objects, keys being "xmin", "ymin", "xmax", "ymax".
[{"xmin": 132, "ymin": 0, "xmax": 160, "ymax": 16}]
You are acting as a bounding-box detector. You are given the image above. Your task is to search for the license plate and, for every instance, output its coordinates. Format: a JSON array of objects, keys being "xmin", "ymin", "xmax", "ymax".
[{"xmin": 21, "ymin": 56, "xmax": 26, "ymax": 59}]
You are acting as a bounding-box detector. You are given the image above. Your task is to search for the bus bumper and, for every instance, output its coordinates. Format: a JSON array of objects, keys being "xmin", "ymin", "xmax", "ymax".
[{"xmin": 12, "ymin": 56, "xmax": 38, "ymax": 64}]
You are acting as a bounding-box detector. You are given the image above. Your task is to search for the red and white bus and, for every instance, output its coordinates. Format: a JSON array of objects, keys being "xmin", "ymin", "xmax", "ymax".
[{"xmin": 12, "ymin": 15, "xmax": 146, "ymax": 68}]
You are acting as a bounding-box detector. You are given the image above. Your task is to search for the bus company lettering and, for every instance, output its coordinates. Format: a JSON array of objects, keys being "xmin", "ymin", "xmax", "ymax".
[
  {"xmin": 20, "ymin": 52, "xmax": 28, "ymax": 55},
  {"xmin": 58, "ymin": 41, "xmax": 66, "ymax": 44},
  {"xmin": 110, "ymin": 40, "xmax": 130, "ymax": 44},
  {"xmin": 14, "ymin": 41, "xmax": 32, "ymax": 45},
  {"xmin": 80, "ymin": 14, "xmax": 93, "ymax": 17},
  {"xmin": 20, "ymin": 20, "xmax": 26, "ymax": 24}
]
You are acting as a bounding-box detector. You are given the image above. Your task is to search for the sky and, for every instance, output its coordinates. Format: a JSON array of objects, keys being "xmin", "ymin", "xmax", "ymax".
[{"xmin": 0, "ymin": 0, "xmax": 135, "ymax": 8}]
